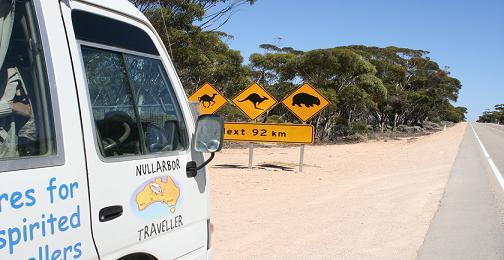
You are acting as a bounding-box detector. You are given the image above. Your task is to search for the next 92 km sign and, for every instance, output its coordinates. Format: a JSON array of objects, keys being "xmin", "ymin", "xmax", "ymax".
[{"xmin": 224, "ymin": 122, "xmax": 314, "ymax": 144}]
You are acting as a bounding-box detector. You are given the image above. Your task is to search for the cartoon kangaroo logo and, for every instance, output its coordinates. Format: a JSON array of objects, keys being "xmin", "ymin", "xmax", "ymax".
[
  {"xmin": 198, "ymin": 93, "xmax": 218, "ymax": 108},
  {"xmin": 150, "ymin": 183, "xmax": 163, "ymax": 194},
  {"xmin": 238, "ymin": 93, "xmax": 269, "ymax": 110}
]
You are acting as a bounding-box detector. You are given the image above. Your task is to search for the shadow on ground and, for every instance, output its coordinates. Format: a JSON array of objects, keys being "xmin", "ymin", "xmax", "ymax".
[{"xmin": 212, "ymin": 163, "xmax": 294, "ymax": 172}]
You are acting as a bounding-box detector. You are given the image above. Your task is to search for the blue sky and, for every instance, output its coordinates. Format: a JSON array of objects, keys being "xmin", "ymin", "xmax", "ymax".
[{"xmin": 216, "ymin": 0, "xmax": 504, "ymax": 121}]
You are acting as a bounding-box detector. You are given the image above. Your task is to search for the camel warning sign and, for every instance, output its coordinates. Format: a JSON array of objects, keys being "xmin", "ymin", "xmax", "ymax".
[
  {"xmin": 232, "ymin": 82, "xmax": 277, "ymax": 120},
  {"xmin": 282, "ymin": 83, "xmax": 330, "ymax": 122},
  {"xmin": 188, "ymin": 83, "xmax": 228, "ymax": 114}
]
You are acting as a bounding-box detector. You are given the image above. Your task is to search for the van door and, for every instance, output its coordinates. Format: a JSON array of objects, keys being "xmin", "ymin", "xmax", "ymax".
[{"xmin": 60, "ymin": 2, "xmax": 209, "ymax": 259}]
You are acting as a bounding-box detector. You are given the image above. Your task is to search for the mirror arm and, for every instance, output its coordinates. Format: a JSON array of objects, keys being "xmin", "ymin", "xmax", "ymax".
[
  {"xmin": 196, "ymin": 152, "xmax": 215, "ymax": 170},
  {"xmin": 186, "ymin": 153, "xmax": 215, "ymax": 178}
]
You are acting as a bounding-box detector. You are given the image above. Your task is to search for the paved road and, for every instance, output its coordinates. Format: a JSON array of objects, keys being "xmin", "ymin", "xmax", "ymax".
[{"xmin": 417, "ymin": 123, "xmax": 504, "ymax": 260}]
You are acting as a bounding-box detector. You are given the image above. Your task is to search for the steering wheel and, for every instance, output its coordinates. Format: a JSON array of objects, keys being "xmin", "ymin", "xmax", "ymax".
[
  {"xmin": 144, "ymin": 124, "xmax": 171, "ymax": 153},
  {"xmin": 102, "ymin": 122, "xmax": 131, "ymax": 151}
]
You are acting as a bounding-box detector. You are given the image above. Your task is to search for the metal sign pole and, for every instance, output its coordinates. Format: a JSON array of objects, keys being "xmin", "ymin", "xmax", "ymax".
[
  {"xmin": 248, "ymin": 119, "xmax": 257, "ymax": 170},
  {"xmin": 299, "ymin": 144, "xmax": 305, "ymax": 172},
  {"xmin": 248, "ymin": 142, "xmax": 253, "ymax": 170},
  {"xmin": 299, "ymin": 122, "xmax": 307, "ymax": 172}
]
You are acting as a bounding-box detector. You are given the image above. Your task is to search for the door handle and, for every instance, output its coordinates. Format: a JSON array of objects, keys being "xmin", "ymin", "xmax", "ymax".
[{"xmin": 99, "ymin": 205, "xmax": 123, "ymax": 222}]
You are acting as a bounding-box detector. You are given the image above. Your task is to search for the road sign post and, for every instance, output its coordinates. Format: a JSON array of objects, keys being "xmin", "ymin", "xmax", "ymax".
[
  {"xmin": 248, "ymin": 119, "xmax": 257, "ymax": 170},
  {"xmin": 232, "ymin": 82, "xmax": 278, "ymax": 170},
  {"xmin": 282, "ymin": 83, "xmax": 331, "ymax": 172},
  {"xmin": 248, "ymin": 142, "xmax": 253, "ymax": 170},
  {"xmin": 299, "ymin": 144, "xmax": 305, "ymax": 172},
  {"xmin": 224, "ymin": 122, "xmax": 315, "ymax": 170},
  {"xmin": 299, "ymin": 122, "xmax": 307, "ymax": 172},
  {"xmin": 192, "ymin": 81, "xmax": 329, "ymax": 172}
]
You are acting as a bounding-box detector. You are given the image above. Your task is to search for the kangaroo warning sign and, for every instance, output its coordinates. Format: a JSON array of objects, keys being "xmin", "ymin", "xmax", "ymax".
[
  {"xmin": 282, "ymin": 83, "xmax": 330, "ymax": 122},
  {"xmin": 224, "ymin": 122, "xmax": 314, "ymax": 144},
  {"xmin": 232, "ymin": 82, "xmax": 277, "ymax": 120},
  {"xmin": 188, "ymin": 83, "xmax": 228, "ymax": 114}
]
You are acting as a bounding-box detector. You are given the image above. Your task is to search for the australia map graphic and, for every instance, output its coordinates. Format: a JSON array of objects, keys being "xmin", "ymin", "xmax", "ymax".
[{"xmin": 136, "ymin": 176, "xmax": 180, "ymax": 213}]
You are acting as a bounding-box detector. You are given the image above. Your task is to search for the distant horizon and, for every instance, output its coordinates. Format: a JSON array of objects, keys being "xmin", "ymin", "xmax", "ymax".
[{"xmin": 215, "ymin": 0, "xmax": 504, "ymax": 121}]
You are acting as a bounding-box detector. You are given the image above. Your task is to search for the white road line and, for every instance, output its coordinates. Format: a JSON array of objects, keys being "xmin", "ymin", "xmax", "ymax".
[{"xmin": 470, "ymin": 123, "xmax": 504, "ymax": 191}]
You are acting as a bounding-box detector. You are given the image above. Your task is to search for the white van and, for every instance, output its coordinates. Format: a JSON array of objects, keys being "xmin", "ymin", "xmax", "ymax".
[{"xmin": 0, "ymin": 0, "xmax": 224, "ymax": 259}]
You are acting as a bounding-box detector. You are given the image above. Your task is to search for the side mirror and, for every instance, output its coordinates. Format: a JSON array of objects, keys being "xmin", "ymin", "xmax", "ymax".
[
  {"xmin": 187, "ymin": 115, "xmax": 224, "ymax": 178},
  {"xmin": 194, "ymin": 115, "xmax": 224, "ymax": 153}
]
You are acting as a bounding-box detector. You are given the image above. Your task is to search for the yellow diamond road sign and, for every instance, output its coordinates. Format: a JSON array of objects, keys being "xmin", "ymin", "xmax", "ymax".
[
  {"xmin": 282, "ymin": 83, "xmax": 330, "ymax": 122},
  {"xmin": 232, "ymin": 82, "xmax": 277, "ymax": 120},
  {"xmin": 188, "ymin": 83, "xmax": 227, "ymax": 115}
]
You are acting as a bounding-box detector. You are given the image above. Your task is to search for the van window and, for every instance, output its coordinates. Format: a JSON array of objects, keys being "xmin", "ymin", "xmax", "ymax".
[
  {"xmin": 75, "ymin": 12, "xmax": 188, "ymax": 158},
  {"xmin": 0, "ymin": 0, "xmax": 56, "ymax": 160},
  {"xmin": 72, "ymin": 10, "xmax": 158, "ymax": 56},
  {"xmin": 81, "ymin": 47, "xmax": 143, "ymax": 156}
]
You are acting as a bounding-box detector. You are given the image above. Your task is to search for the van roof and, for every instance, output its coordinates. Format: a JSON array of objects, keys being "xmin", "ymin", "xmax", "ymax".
[{"xmin": 76, "ymin": 0, "xmax": 149, "ymax": 24}]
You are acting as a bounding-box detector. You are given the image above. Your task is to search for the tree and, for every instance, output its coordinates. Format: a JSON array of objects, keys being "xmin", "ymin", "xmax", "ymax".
[
  {"xmin": 131, "ymin": 0, "xmax": 256, "ymax": 30},
  {"xmin": 249, "ymin": 44, "xmax": 464, "ymax": 140},
  {"xmin": 478, "ymin": 104, "xmax": 504, "ymax": 123},
  {"xmin": 249, "ymin": 46, "xmax": 387, "ymax": 140}
]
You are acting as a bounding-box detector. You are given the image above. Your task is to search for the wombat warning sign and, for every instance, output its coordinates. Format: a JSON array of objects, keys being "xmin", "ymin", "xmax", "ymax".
[{"xmin": 282, "ymin": 83, "xmax": 330, "ymax": 122}]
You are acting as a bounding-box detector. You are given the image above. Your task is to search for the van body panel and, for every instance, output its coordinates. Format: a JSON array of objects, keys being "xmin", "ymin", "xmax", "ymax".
[
  {"xmin": 95, "ymin": 221, "xmax": 208, "ymax": 260},
  {"xmin": 0, "ymin": 0, "xmax": 98, "ymax": 259}
]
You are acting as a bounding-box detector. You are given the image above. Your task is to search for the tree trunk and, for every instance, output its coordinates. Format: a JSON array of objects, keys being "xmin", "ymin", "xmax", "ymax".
[
  {"xmin": 393, "ymin": 113, "xmax": 398, "ymax": 130},
  {"xmin": 348, "ymin": 110, "xmax": 353, "ymax": 126}
]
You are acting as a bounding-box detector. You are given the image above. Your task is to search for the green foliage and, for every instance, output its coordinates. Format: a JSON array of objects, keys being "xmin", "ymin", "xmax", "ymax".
[
  {"xmin": 248, "ymin": 44, "xmax": 465, "ymax": 140},
  {"xmin": 478, "ymin": 104, "xmax": 504, "ymax": 123},
  {"xmin": 441, "ymin": 106, "xmax": 467, "ymax": 123},
  {"xmin": 350, "ymin": 122, "xmax": 369, "ymax": 134}
]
